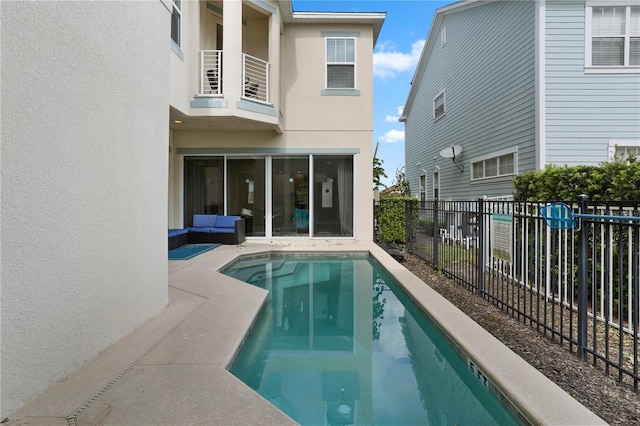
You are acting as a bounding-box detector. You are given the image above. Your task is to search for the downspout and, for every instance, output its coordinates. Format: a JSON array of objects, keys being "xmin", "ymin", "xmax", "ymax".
[{"xmin": 535, "ymin": 0, "xmax": 546, "ymax": 171}]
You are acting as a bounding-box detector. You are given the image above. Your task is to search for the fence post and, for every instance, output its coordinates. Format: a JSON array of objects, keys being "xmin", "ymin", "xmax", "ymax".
[
  {"xmin": 433, "ymin": 200, "xmax": 439, "ymax": 268},
  {"xmin": 406, "ymin": 199, "xmax": 413, "ymax": 254},
  {"xmin": 577, "ymin": 194, "xmax": 589, "ymax": 361},
  {"xmin": 373, "ymin": 200, "xmax": 377, "ymax": 242},
  {"xmin": 477, "ymin": 198, "xmax": 485, "ymax": 296}
]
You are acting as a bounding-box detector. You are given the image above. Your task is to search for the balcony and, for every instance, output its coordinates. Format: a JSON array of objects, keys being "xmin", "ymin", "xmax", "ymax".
[
  {"xmin": 197, "ymin": 50, "xmax": 270, "ymax": 105},
  {"xmin": 198, "ymin": 50, "xmax": 222, "ymax": 96}
]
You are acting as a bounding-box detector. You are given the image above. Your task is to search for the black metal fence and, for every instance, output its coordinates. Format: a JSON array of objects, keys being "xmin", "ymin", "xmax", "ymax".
[{"xmin": 375, "ymin": 198, "xmax": 640, "ymax": 391}]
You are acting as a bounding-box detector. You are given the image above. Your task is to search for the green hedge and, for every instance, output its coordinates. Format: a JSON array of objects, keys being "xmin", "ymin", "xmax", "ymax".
[
  {"xmin": 375, "ymin": 197, "xmax": 418, "ymax": 246},
  {"xmin": 513, "ymin": 157, "xmax": 640, "ymax": 201}
]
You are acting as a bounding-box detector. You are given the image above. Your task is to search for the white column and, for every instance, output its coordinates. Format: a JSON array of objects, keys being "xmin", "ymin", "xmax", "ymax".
[
  {"xmin": 222, "ymin": 0, "xmax": 242, "ymax": 104},
  {"xmin": 268, "ymin": 11, "xmax": 281, "ymax": 107}
]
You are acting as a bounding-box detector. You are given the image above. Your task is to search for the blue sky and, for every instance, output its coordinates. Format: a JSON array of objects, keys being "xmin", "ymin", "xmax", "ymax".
[{"xmin": 292, "ymin": 0, "xmax": 451, "ymax": 187}]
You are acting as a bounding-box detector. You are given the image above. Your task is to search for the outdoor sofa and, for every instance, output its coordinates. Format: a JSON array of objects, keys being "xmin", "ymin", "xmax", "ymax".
[
  {"xmin": 168, "ymin": 214, "xmax": 246, "ymax": 248},
  {"xmin": 168, "ymin": 229, "xmax": 189, "ymax": 249},
  {"xmin": 187, "ymin": 214, "xmax": 245, "ymax": 245}
]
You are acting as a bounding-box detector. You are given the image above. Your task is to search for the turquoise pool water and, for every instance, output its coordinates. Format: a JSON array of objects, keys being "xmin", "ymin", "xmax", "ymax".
[{"xmin": 222, "ymin": 254, "xmax": 521, "ymax": 425}]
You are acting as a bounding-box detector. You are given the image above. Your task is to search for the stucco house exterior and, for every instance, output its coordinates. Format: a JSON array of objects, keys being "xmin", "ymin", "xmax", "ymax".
[
  {"xmin": 401, "ymin": 0, "xmax": 640, "ymax": 201},
  {"xmin": 1, "ymin": 0, "xmax": 383, "ymax": 418},
  {"xmin": 168, "ymin": 1, "xmax": 384, "ymax": 240}
]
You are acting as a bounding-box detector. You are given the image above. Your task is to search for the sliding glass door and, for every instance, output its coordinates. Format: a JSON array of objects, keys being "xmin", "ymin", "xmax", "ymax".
[
  {"xmin": 313, "ymin": 156, "xmax": 353, "ymax": 237},
  {"xmin": 272, "ymin": 157, "xmax": 309, "ymax": 237},
  {"xmin": 227, "ymin": 157, "xmax": 266, "ymax": 236},
  {"xmin": 183, "ymin": 157, "xmax": 224, "ymax": 227},
  {"xmin": 183, "ymin": 155, "xmax": 353, "ymax": 238}
]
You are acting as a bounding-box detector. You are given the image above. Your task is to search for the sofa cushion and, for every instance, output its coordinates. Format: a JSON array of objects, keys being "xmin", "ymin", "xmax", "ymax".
[
  {"xmin": 215, "ymin": 215, "xmax": 240, "ymax": 228},
  {"xmin": 168, "ymin": 229, "xmax": 188, "ymax": 238},
  {"xmin": 187, "ymin": 227, "xmax": 216, "ymax": 233},
  {"xmin": 193, "ymin": 214, "xmax": 217, "ymax": 227}
]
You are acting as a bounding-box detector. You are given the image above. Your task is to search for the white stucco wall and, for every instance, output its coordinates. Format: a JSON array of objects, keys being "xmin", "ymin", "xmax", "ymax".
[{"xmin": 1, "ymin": 1, "xmax": 170, "ymax": 417}]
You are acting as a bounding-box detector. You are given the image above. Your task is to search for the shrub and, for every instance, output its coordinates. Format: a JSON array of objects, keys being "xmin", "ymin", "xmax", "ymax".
[
  {"xmin": 375, "ymin": 197, "xmax": 418, "ymax": 246},
  {"xmin": 513, "ymin": 157, "xmax": 640, "ymax": 201}
]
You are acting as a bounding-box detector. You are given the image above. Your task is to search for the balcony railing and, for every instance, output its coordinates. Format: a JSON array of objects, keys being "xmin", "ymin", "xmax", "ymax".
[
  {"xmin": 242, "ymin": 53, "xmax": 269, "ymax": 104},
  {"xmin": 197, "ymin": 51, "xmax": 270, "ymax": 105},
  {"xmin": 199, "ymin": 50, "xmax": 222, "ymax": 96}
]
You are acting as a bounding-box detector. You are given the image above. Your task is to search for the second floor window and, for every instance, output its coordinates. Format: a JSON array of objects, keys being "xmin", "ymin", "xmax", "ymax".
[
  {"xmin": 587, "ymin": 5, "xmax": 639, "ymax": 68},
  {"xmin": 326, "ymin": 38, "xmax": 356, "ymax": 89},
  {"xmin": 433, "ymin": 91, "xmax": 445, "ymax": 120},
  {"xmin": 171, "ymin": 0, "xmax": 181, "ymax": 47}
]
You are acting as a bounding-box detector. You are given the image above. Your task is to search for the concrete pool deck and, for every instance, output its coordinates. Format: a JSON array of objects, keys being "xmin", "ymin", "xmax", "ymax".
[{"xmin": 9, "ymin": 240, "xmax": 606, "ymax": 425}]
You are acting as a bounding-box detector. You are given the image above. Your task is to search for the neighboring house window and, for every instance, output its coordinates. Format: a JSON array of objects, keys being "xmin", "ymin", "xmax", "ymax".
[
  {"xmin": 441, "ymin": 26, "xmax": 447, "ymax": 47},
  {"xmin": 471, "ymin": 149, "xmax": 517, "ymax": 181},
  {"xmin": 608, "ymin": 140, "xmax": 640, "ymax": 160},
  {"xmin": 326, "ymin": 38, "xmax": 356, "ymax": 89},
  {"xmin": 433, "ymin": 169, "xmax": 440, "ymax": 200},
  {"xmin": 419, "ymin": 173, "xmax": 426, "ymax": 203},
  {"xmin": 586, "ymin": 5, "xmax": 639, "ymax": 69},
  {"xmin": 171, "ymin": 0, "xmax": 181, "ymax": 47},
  {"xmin": 433, "ymin": 91, "xmax": 445, "ymax": 120}
]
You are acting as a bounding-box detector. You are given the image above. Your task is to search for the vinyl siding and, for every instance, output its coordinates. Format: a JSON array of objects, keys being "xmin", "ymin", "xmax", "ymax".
[
  {"xmin": 545, "ymin": 0, "xmax": 640, "ymax": 166},
  {"xmin": 404, "ymin": 0, "xmax": 536, "ymax": 201}
]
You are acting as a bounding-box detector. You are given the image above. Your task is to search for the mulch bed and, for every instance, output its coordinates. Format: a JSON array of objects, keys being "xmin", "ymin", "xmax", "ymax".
[{"xmin": 400, "ymin": 252, "xmax": 640, "ymax": 425}]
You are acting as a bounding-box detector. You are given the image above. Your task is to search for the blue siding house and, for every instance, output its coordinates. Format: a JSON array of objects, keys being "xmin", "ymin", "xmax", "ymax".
[{"xmin": 401, "ymin": 0, "xmax": 640, "ymax": 201}]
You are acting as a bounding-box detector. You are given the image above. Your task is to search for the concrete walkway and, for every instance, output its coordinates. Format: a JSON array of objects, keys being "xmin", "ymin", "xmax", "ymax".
[{"xmin": 8, "ymin": 240, "xmax": 606, "ymax": 425}]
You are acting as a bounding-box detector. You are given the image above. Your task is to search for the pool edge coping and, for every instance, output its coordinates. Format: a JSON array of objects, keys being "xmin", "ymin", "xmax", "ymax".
[{"xmin": 366, "ymin": 243, "xmax": 607, "ymax": 426}]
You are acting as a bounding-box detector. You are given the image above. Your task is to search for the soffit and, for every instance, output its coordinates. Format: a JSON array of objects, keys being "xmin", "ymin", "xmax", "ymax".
[
  {"xmin": 278, "ymin": 1, "xmax": 385, "ymax": 44},
  {"xmin": 169, "ymin": 107, "xmax": 275, "ymax": 132}
]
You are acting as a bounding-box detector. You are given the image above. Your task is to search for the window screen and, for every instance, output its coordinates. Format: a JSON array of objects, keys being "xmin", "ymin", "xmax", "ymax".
[
  {"xmin": 590, "ymin": 6, "xmax": 640, "ymax": 67},
  {"xmin": 327, "ymin": 38, "xmax": 355, "ymax": 89},
  {"xmin": 171, "ymin": 0, "xmax": 181, "ymax": 47},
  {"xmin": 433, "ymin": 92, "xmax": 445, "ymax": 120}
]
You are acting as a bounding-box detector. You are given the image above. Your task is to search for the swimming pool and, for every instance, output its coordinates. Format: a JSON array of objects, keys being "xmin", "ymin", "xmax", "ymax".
[{"xmin": 222, "ymin": 253, "xmax": 523, "ymax": 425}]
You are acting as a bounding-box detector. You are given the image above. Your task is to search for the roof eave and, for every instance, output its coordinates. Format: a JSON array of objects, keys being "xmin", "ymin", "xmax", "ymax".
[
  {"xmin": 281, "ymin": 6, "xmax": 386, "ymax": 44},
  {"xmin": 288, "ymin": 12, "xmax": 386, "ymax": 44}
]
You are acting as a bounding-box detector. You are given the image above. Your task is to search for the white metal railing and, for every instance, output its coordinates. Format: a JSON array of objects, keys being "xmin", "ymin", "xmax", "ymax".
[
  {"xmin": 242, "ymin": 53, "xmax": 269, "ymax": 104},
  {"xmin": 199, "ymin": 50, "xmax": 222, "ymax": 96},
  {"xmin": 197, "ymin": 51, "xmax": 270, "ymax": 104}
]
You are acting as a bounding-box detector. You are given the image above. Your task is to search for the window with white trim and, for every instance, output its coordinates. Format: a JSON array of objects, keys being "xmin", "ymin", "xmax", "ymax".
[
  {"xmin": 586, "ymin": 5, "xmax": 640, "ymax": 68},
  {"xmin": 608, "ymin": 140, "xmax": 640, "ymax": 160},
  {"xmin": 433, "ymin": 91, "xmax": 445, "ymax": 120},
  {"xmin": 441, "ymin": 26, "xmax": 447, "ymax": 47},
  {"xmin": 419, "ymin": 173, "xmax": 426, "ymax": 203},
  {"xmin": 326, "ymin": 38, "xmax": 356, "ymax": 89},
  {"xmin": 171, "ymin": 0, "xmax": 181, "ymax": 47},
  {"xmin": 433, "ymin": 169, "xmax": 440, "ymax": 200},
  {"xmin": 471, "ymin": 151, "xmax": 516, "ymax": 181}
]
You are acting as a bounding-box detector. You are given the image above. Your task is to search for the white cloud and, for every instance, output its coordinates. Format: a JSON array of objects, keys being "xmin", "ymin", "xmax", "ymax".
[
  {"xmin": 385, "ymin": 106, "xmax": 405, "ymax": 122},
  {"xmin": 379, "ymin": 129, "xmax": 405, "ymax": 144},
  {"xmin": 373, "ymin": 39, "xmax": 425, "ymax": 79}
]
